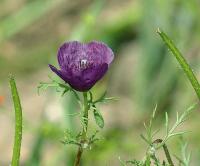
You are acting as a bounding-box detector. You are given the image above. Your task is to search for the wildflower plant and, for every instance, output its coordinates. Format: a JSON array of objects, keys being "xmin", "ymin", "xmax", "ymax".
[
  {"xmin": 119, "ymin": 104, "xmax": 196, "ymax": 166},
  {"xmin": 38, "ymin": 41, "xmax": 114, "ymax": 165},
  {"xmin": 119, "ymin": 29, "xmax": 200, "ymax": 166},
  {"xmin": 8, "ymin": 30, "xmax": 200, "ymax": 166}
]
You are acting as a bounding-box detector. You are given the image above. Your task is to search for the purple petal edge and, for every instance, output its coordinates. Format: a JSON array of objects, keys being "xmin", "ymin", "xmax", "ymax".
[{"xmin": 48, "ymin": 64, "xmax": 70, "ymax": 82}]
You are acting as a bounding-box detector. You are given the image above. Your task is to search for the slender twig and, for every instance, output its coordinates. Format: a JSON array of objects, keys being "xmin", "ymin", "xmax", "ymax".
[
  {"xmin": 74, "ymin": 92, "xmax": 89, "ymax": 166},
  {"xmin": 157, "ymin": 28, "xmax": 200, "ymax": 100},
  {"xmin": 10, "ymin": 76, "xmax": 23, "ymax": 166}
]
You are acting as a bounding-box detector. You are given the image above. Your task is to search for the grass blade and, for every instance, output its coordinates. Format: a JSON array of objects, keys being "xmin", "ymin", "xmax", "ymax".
[
  {"xmin": 10, "ymin": 75, "xmax": 23, "ymax": 166},
  {"xmin": 157, "ymin": 28, "xmax": 200, "ymax": 100}
]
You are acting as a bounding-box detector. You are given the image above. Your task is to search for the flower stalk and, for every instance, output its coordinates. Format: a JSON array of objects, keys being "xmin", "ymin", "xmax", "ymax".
[{"xmin": 74, "ymin": 92, "xmax": 89, "ymax": 166}]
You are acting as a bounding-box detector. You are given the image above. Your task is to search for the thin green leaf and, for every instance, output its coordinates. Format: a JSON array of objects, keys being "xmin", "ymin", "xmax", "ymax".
[
  {"xmin": 157, "ymin": 28, "xmax": 200, "ymax": 100},
  {"xmin": 102, "ymin": 97, "xmax": 118, "ymax": 102},
  {"xmin": 176, "ymin": 112, "xmax": 179, "ymax": 123},
  {"xmin": 145, "ymin": 156, "xmax": 151, "ymax": 166},
  {"xmin": 169, "ymin": 131, "xmax": 189, "ymax": 138},
  {"xmin": 165, "ymin": 112, "xmax": 169, "ymax": 136},
  {"xmin": 93, "ymin": 106, "xmax": 104, "ymax": 128},
  {"xmin": 10, "ymin": 75, "xmax": 23, "ymax": 166},
  {"xmin": 140, "ymin": 134, "xmax": 151, "ymax": 145},
  {"xmin": 152, "ymin": 104, "xmax": 157, "ymax": 119},
  {"xmin": 61, "ymin": 89, "xmax": 69, "ymax": 97},
  {"xmin": 93, "ymin": 91, "xmax": 107, "ymax": 104},
  {"xmin": 37, "ymin": 82, "xmax": 57, "ymax": 94},
  {"xmin": 152, "ymin": 128, "xmax": 161, "ymax": 138}
]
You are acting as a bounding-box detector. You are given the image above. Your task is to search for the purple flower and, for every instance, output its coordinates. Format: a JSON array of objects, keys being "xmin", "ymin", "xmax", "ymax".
[{"xmin": 49, "ymin": 41, "xmax": 114, "ymax": 92}]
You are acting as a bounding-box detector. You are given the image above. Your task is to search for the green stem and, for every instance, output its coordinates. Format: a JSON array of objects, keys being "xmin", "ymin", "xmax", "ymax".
[
  {"xmin": 10, "ymin": 76, "xmax": 23, "ymax": 166},
  {"xmin": 82, "ymin": 92, "xmax": 89, "ymax": 137},
  {"xmin": 153, "ymin": 139, "xmax": 174, "ymax": 166},
  {"xmin": 74, "ymin": 92, "xmax": 89, "ymax": 166},
  {"xmin": 163, "ymin": 144, "xmax": 174, "ymax": 166},
  {"xmin": 157, "ymin": 28, "xmax": 200, "ymax": 100},
  {"xmin": 151, "ymin": 155, "xmax": 160, "ymax": 166}
]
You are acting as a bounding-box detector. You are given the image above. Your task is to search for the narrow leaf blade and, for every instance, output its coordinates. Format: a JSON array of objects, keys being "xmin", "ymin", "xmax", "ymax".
[
  {"xmin": 93, "ymin": 107, "xmax": 104, "ymax": 128},
  {"xmin": 157, "ymin": 28, "xmax": 200, "ymax": 100},
  {"xmin": 10, "ymin": 75, "xmax": 23, "ymax": 166}
]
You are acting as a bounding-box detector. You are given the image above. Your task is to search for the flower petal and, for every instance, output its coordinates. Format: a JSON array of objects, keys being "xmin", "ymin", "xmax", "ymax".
[
  {"xmin": 86, "ymin": 41, "xmax": 114, "ymax": 65},
  {"xmin": 49, "ymin": 64, "xmax": 71, "ymax": 82},
  {"xmin": 65, "ymin": 64, "xmax": 108, "ymax": 91},
  {"xmin": 82, "ymin": 63, "xmax": 108, "ymax": 84},
  {"xmin": 57, "ymin": 41, "xmax": 84, "ymax": 71}
]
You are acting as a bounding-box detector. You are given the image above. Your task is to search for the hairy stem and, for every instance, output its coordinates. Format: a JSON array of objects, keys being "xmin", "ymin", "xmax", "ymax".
[
  {"xmin": 10, "ymin": 76, "xmax": 23, "ymax": 166},
  {"xmin": 74, "ymin": 92, "xmax": 89, "ymax": 166},
  {"xmin": 157, "ymin": 28, "xmax": 200, "ymax": 100}
]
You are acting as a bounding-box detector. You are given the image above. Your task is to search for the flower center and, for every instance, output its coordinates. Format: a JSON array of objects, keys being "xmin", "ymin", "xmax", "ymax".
[{"xmin": 80, "ymin": 59, "xmax": 88, "ymax": 69}]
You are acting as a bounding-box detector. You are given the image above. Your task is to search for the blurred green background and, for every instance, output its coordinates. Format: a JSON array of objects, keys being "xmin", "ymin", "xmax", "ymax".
[{"xmin": 0, "ymin": 0, "xmax": 200, "ymax": 165}]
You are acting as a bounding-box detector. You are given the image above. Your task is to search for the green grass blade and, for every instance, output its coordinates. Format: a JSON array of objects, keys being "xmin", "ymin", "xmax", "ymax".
[
  {"xmin": 157, "ymin": 28, "xmax": 200, "ymax": 100},
  {"xmin": 10, "ymin": 75, "xmax": 23, "ymax": 166}
]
